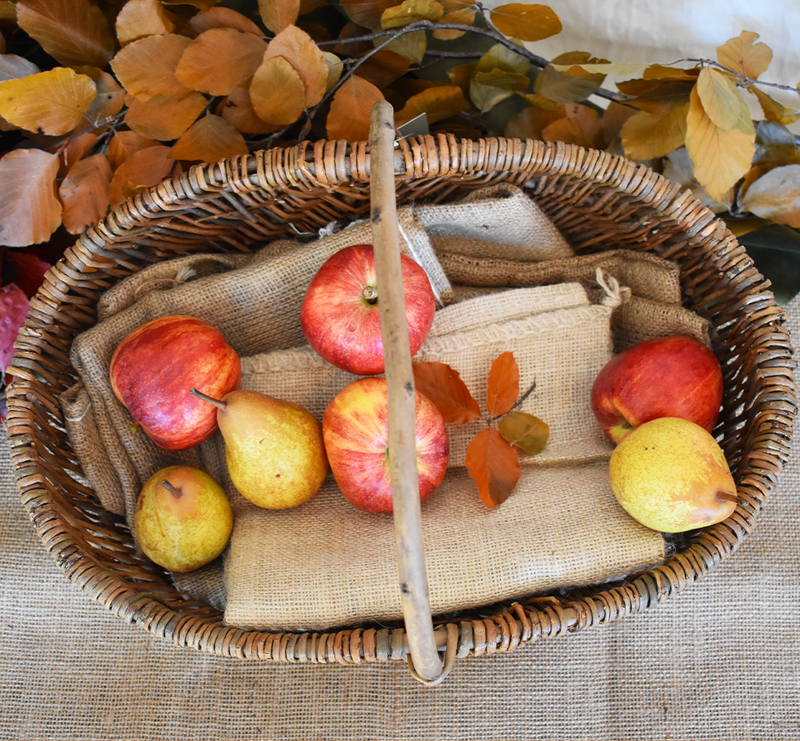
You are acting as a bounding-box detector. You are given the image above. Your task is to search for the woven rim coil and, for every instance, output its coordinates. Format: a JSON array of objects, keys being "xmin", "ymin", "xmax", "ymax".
[{"xmin": 6, "ymin": 136, "xmax": 797, "ymax": 674}]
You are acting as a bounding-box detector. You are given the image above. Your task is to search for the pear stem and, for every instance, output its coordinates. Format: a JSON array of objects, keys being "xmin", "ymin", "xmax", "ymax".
[
  {"xmin": 190, "ymin": 387, "xmax": 227, "ymax": 411},
  {"xmin": 161, "ymin": 479, "xmax": 182, "ymax": 498}
]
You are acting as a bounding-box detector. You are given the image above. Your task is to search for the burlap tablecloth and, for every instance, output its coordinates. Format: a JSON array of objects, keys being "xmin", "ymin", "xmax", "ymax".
[{"xmin": 1, "ymin": 295, "xmax": 798, "ymax": 741}]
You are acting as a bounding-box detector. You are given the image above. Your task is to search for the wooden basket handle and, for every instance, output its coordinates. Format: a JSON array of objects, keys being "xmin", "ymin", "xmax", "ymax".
[{"xmin": 368, "ymin": 100, "xmax": 449, "ymax": 684}]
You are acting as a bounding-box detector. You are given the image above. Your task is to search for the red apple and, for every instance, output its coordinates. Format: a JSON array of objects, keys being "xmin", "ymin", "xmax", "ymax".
[
  {"xmin": 300, "ymin": 244, "xmax": 436, "ymax": 375},
  {"xmin": 590, "ymin": 335, "xmax": 723, "ymax": 444},
  {"xmin": 322, "ymin": 377, "xmax": 449, "ymax": 513},
  {"xmin": 110, "ymin": 315, "xmax": 241, "ymax": 450}
]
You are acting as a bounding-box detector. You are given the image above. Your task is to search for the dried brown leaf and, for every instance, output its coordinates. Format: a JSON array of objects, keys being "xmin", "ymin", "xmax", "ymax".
[
  {"xmin": 486, "ymin": 351, "xmax": 519, "ymax": 416},
  {"xmin": 686, "ymin": 85, "xmax": 755, "ymax": 200},
  {"xmin": 169, "ymin": 114, "xmax": 249, "ymax": 163},
  {"xmin": 76, "ymin": 66, "xmax": 126, "ymax": 125},
  {"xmin": 124, "ymin": 91, "xmax": 208, "ymax": 141},
  {"xmin": 464, "ymin": 427, "xmax": 521, "ymax": 508},
  {"xmin": 534, "ymin": 63, "xmax": 602, "ymax": 104},
  {"xmin": 382, "ymin": 0, "xmax": 444, "ymax": 28},
  {"xmin": 161, "ymin": 0, "xmax": 218, "ymax": 8},
  {"xmin": 505, "ymin": 103, "xmax": 565, "ymax": 139},
  {"xmin": 0, "ymin": 149, "xmax": 61, "ymax": 246},
  {"xmin": 497, "ymin": 410, "xmax": 549, "ymax": 455},
  {"xmin": 717, "ymin": 30, "xmax": 772, "ymax": 81},
  {"xmin": 116, "ymin": 0, "xmax": 176, "ymax": 46},
  {"xmin": 476, "ymin": 42, "xmax": 529, "ymax": 76},
  {"xmin": 176, "ymin": 28, "xmax": 268, "ymax": 96},
  {"xmin": 110, "ymin": 34, "xmax": 193, "ymax": 104},
  {"xmin": 185, "ymin": 7, "xmax": 264, "ymax": 37},
  {"xmin": 326, "ymin": 75, "xmax": 384, "ymax": 141},
  {"xmin": 625, "ymin": 80, "xmax": 694, "ymax": 116},
  {"xmin": 470, "ymin": 69, "xmax": 528, "ymax": 112},
  {"xmin": 107, "ymin": 131, "xmax": 160, "ymax": 170},
  {"xmin": 259, "ymin": 0, "xmax": 300, "ymax": 34},
  {"xmin": 250, "ymin": 55, "xmax": 306, "ymax": 126},
  {"xmin": 341, "ymin": 0, "xmax": 398, "ymax": 30},
  {"xmin": 382, "ymin": 30, "xmax": 427, "ymax": 64},
  {"xmin": 58, "ymin": 153, "xmax": 112, "ymax": 234},
  {"xmin": 108, "ymin": 145, "xmax": 178, "ymax": 207},
  {"xmin": 412, "ymin": 361, "xmax": 480, "ymax": 424},
  {"xmin": 696, "ymin": 67, "xmax": 751, "ymax": 132},
  {"xmin": 0, "ymin": 68, "xmax": 96, "ymax": 136},
  {"xmin": 353, "ymin": 49, "xmax": 410, "ymax": 89},
  {"xmin": 217, "ymin": 82, "xmax": 279, "ymax": 135},
  {"xmin": 264, "ymin": 25, "xmax": 328, "ymax": 107},
  {"xmin": 750, "ymin": 86, "xmax": 800, "ymax": 126},
  {"xmin": 739, "ymin": 164, "xmax": 800, "ymax": 226},
  {"xmin": 322, "ymin": 52, "xmax": 344, "ymax": 91},
  {"xmin": 58, "ymin": 130, "xmax": 98, "ymax": 176},
  {"xmin": 16, "ymin": 0, "xmax": 114, "ymax": 68},
  {"xmin": 433, "ymin": 0, "xmax": 476, "ymax": 40},
  {"xmin": 542, "ymin": 103, "xmax": 603, "ymax": 150},
  {"xmin": 489, "ymin": 3, "xmax": 561, "ymax": 43},
  {"xmin": 0, "ymin": 54, "xmax": 39, "ymax": 83},
  {"xmin": 621, "ymin": 104, "xmax": 689, "ymax": 160},
  {"xmin": 395, "ymin": 85, "xmax": 464, "ymax": 127}
]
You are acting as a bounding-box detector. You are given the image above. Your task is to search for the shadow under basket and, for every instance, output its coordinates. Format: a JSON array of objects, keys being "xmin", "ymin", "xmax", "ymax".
[{"xmin": 7, "ymin": 136, "xmax": 797, "ymax": 683}]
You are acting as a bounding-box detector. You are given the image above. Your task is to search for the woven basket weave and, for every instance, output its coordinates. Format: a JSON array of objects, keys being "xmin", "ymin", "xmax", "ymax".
[{"xmin": 7, "ymin": 136, "xmax": 796, "ymax": 681}]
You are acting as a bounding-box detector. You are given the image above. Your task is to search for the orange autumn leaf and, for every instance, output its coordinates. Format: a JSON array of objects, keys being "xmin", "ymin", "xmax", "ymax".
[
  {"xmin": 77, "ymin": 67, "xmax": 126, "ymax": 126},
  {"xmin": 489, "ymin": 3, "xmax": 561, "ymax": 42},
  {"xmin": 218, "ymin": 82, "xmax": 279, "ymax": 135},
  {"xmin": 395, "ymin": 85, "xmax": 465, "ymax": 127},
  {"xmin": 412, "ymin": 361, "xmax": 480, "ymax": 424},
  {"xmin": 381, "ymin": 0, "xmax": 444, "ymax": 29},
  {"xmin": 259, "ymin": 0, "xmax": 300, "ymax": 34},
  {"xmin": 486, "ymin": 351, "xmax": 519, "ymax": 416},
  {"xmin": 621, "ymin": 104, "xmax": 689, "ymax": 160},
  {"xmin": 185, "ymin": 7, "xmax": 264, "ymax": 37},
  {"xmin": 542, "ymin": 104, "xmax": 604, "ymax": 150},
  {"xmin": 250, "ymin": 56, "xmax": 306, "ymax": 126},
  {"xmin": 124, "ymin": 91, "xmax": 208, "ymax": 141},
  {"xmin": 107, "ymin": 130, "xmax": 160, "ymax": 170},
  {"xmin": 115, "ymin": 0, "xmax": 176, "ymax": 46},
  {"xmin": 110, "ymin": 34, "xmax": 193, "ymax": 104},
  {"xmin": 16, "ymin": 0, "xmax": 114, "ymax": 69},
  {"xmin": 326, "ymin": 75, "xmax": 384, "ymax": 141},
  {"xmin": 169, "ymin": 114, "xmax": 248, "ymax": 163},
  {"xmin": 341, "ymin": 0, "xmax": 398, "ymax": 30},
  {"xmin": 264, "ymin": 25, "xmax": 328, "ymax": 107},
  {"xmin": 108, "ymin": 145, "xmax": 177, "ymax": 207},
  {"xmin": 434, "ymin": 0, "xmax": 476, "ymax": 40},
  {"xmin": 716, "ymin": 30, "xmax": 772, "ymax": 81},
  {"xmin": 176, "ymin": 28, "xmax": 268, "ymax": 96},
  {"xmin": 58, "ymin": 153, "xmax": 112, "ymax": 234},
  {"xmin": 0, "ymin": 149, "xmax": 61, "ymax": 246},
  {"xmin": 464, "ymin": 427, "xmax": 521, "ymax": 508},
  {"xmin": 58, "ymin": 130, "xmax": 98, "ymax": 176}
]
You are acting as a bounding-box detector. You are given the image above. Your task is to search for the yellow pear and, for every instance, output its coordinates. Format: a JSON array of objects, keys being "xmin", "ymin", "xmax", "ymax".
[
  {"xmin": 191, "ymin": 388, "xmax": 328, "ymax": 509},
  {"xmin": 608, "ymin": 417, "xmax": 738, "ymax": 533},
  {"xmin": 135, "ymin": 465, "xmax": 233, "ymax": 573}
]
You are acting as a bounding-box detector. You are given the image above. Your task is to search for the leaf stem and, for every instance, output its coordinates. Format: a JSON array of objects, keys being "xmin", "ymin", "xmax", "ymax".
[{"xmin": 490, "ymin": 378, "xmax": 537, "ymax": 422}]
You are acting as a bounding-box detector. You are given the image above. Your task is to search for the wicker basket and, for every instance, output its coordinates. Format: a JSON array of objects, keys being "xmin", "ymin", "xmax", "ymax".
[{"xmin": 7, "ymin": 133, "xmax": 796, "ymax": 684}]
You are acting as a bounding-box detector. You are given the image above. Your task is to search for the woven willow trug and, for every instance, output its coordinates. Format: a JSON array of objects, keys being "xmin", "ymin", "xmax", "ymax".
[{"xmin": 7, "ymin": 136, "xmax": 796, "ymax": 666}]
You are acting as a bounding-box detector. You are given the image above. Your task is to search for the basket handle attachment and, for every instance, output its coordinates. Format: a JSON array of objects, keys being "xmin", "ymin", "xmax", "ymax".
[{"xmin": 368, "ymin": 100, "xmax": 450, "ymax": 684}]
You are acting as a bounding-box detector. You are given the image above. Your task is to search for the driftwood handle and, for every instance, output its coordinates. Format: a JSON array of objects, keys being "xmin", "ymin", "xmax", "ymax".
[{"xmin": 368, "ymin": 100, "xmax": 445, "ymax": 684}]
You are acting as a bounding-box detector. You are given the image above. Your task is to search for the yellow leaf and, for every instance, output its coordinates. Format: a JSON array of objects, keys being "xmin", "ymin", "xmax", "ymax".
[
  {"xmin": 0, "ymin": 149, "xmax": 61, "ymax": 246},
  {"xmin": 58, "ymin": 153, "xmax": 112, "ymax": 234},
  {"xmin": 0, "ymin": 68, "xmax": 96, "ymax": 136},
  {"xmin": 176, "ymin": 28, "xmax": 268, "ymax": 96},
  {"xmin": 750, "ymin": 85, "xmax": 800, "ymax": 125},
  {"xmin": 696, "ymin": 67, "xmax": 751, "ymax": 132},
  {"xmin": 169, "ymin": 114, "xmax": 249, "ymax": 163},
  {"xmin": 185, "ymin": 7, "xmax": 264, "ymax": 37},
  {"xmin": 685, "ymin": 86, "xmax": 755, "ymax": 201},
  {"xmin": 250, "ymin": 55, "xmax": 306, "ymax": 126},
  {"xmin": 326, "ymin": 75, "xmax": 384, "ymax": 141},
  {"xmin": 0, "ymin": 54, "xmax": 39, "ymax": 82},
  {"xmin": 115, "ymin": 0, "xmax": 176, "ymax": 46},
  {"xmin": 534, "ymin": 61, "xmax": 604, "ymax": 104},
  {"xmin": 476, "ymin": 41, "xmax": 529, "ymax": 76},
  {"xmin": 470, "ymin": 69, "xmax": 528, "ymax": 112},
  {"xmin": 395, "ymin": 85, "xmax": 464, "ymax": 127},
  {"xmin": 621, "ymin": 104, "xmax": 689, "ymax": 160},
  {"xmin": 550, "ymin": 61, "xmax": 645, "ymax": 76},
  {"xmin": 259, "ymin": 0, "xmax": 300, "ymax": 34},
  {"xmin": 323, "ymin": 51, "xmax": 344, "ymax": 91},
  {"xmin": 739, "ymin": 164, "xmax": 800, "ymax": 226},
  {"xmin": 379, "ymin": 29, "xmax": 427, "ymax": 64},
  {"xmin": 433, "ymin": 0, "xmax": 476, "ymax": 40},
  {"xmin": 489, "ymin": 3, "xmax": 561, "ymax": 43},
  {"xmin": 108, "ymin": 145, "xmax": 178, "ymax": 207},
  {"xmin": 125, "ymin": 91, "xmax": 208, "ymax": 141},
  {"xmin": 110, "ymin": 34, "xmax": 193, "ymax": 104},
  {"xmin": 716, "ymin": 30, "xmax": 772, "ymax": 81},
  {"xmin": 16, "ymin": 0, "xmax": 114, "ymax": 68},
  {"xmin": 382, "ymin": 0, "xmax": 443, "ymax": 28},
  {"xmin": 217, "ymin": 82, "xmax": 279, "ymax": 135},
  {"xmin": 642, "ymin": 65, "xmax": 700, "ymax": 82},
  {"xmin": 264, "ymin": 25, "xmax": 327, "ymax": 107}
]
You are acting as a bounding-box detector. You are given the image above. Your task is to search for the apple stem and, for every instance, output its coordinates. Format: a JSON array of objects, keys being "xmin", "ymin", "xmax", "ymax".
[
  {"xmin": 190, "ymin": 387, "xmax": 227, "ymax": 411},
  {"xmin": 362, "ymin": 285, "xmax": 378, "ymax": 304},
  {"xmin": 161, "ymin": 479, "xmax": 182, "ymax": 498}
]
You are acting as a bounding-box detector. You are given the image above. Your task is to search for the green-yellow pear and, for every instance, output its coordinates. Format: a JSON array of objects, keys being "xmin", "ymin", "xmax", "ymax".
[
  {"xmin": 191, "ymin": 388, "xmax": 328, "ymax": 509},
  {"xmin": 608, "ymin": 417, "xmax": 738, "ymax": 533},
  {"xmin": 134, "ymin": 465, "xmax": 233, "ymax": 572}
]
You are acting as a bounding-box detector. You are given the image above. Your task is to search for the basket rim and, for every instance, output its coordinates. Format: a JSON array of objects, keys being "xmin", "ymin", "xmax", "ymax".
[{"xmin": 6, "ymin": 136, "xmax": 797, "ymax": 668}]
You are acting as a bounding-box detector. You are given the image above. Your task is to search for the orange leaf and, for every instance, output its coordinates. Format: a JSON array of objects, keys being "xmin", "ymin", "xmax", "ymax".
[
  {"xmin": 110, "ymin": 34, "xmax": 193, "ymax": 104},
  {"xmin": 696, "ymin": 67, "xmax": 750, "ymax": 132},
  {"xmin": 326, "ymin": 75, "xmax": 384, "ymax": 141},
  {"xmin": 259, "ymin": 0, "xmax": 300, "ymax": 34},
  {"xmin": 250, "ymin": 55, "xmax": 306, "ymax": 126},
  {"xmin": 107, "ymin": 131, "xmax": 160, "ymax": 170},
  {"xmin": 175, "ymin": 28, "xmax": 268, "ymax": 96},
  {"xmin": 541, "ymin": 104, "xmax": 604, "ymax": 150},
  {"xmin": 620, "ymin": 104, "xmax": 689, "ymax": 160},
  {"xmin": 395, "ymin": 85, "xmax": 465, "ymax": 127},
  {"xmin": 489, "ymin": 3, "xmax": 561, "ymax": 42},
  {"xmin": 108, "ymin": 145, "xmax": 178, "ymax": 207},
  {"xmin": 58, "ymin": 130, "xmax": 98, "ymax": 176},
  {"xmin": 750, "ymin": 86, "xmax": 800, "ymax": 126},
  {"xmin": 185, "ymin": 7, "xmax": 264, "ymax": 37},
  {"xmin": 217, "ymin": 82, "xmax": 279, "ymax": 135},
  {"xmin": 115, "ymin": 0, "xmax": 176, "ymax": 46},
  {"xmin": 434, "ymin": 0, "xmax": 476, "ymax": 40},
  {"xmin": 58, "ymin": 153, "xmax": 112, "ymax": 234},
  {"xmin": 412, "ymin": 361, "xmax": 480, "ymax": 424},
  {"xmin": 464, "ymin": 427, "xmax": 521, "ymax": 508},
  {"xmin": 0, "ymin": 149, "xmax": 61, "ymax": 246},
  {"xmin": 486, "ymin": 351, "xmax": 519, "ymax": 416},
  {"xmin": 341, "ymin": 0, "xmax": 398, "ymax": 30},
  {"xmin": 169, "ymin": 114, "xmax": 249, "ymax": 163},
  {"xmin": 124, "ymin": 91, "xmax": 208, "ymax": 141},
  {"xmin": 0, "ymin": 68, "xmax": 96, "ymax": 136},
  {"xmin": 264, "ymin": 25, "xmax": 328, "ymax": 107},
  {"xmin": 76, "ymin": 66, "xmax": 126, "ymax": 125},
  {"xmin": 716, "ymin": 30, "xmax": 772, "ymax": 81},
  {"xmin": 16, "ymin": 0, "xmax": 114, "ymax": 68}
]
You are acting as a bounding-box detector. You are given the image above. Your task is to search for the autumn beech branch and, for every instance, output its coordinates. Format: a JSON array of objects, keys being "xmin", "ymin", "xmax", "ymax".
[{"xmin": 680, "ymin": 57, "xmax": 800, "ymax": 95}]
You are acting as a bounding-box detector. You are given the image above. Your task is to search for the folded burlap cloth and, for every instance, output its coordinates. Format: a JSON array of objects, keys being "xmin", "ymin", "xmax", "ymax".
[{"xmin": 61, "ymin": 184, "xmax": 712, "ymax": 628}]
